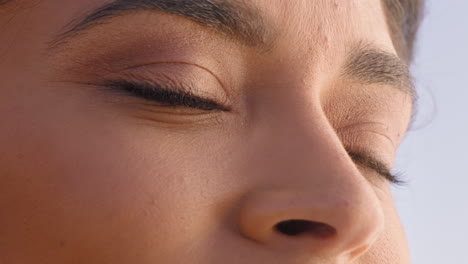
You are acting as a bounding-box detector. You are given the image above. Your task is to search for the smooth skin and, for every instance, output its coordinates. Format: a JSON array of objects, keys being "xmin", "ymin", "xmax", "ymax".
[{"xmin": 0, "ymin": 0, "xmax": 413, "ymax": 263}]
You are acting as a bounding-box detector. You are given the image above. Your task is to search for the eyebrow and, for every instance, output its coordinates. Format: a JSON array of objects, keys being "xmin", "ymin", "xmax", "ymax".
[
  {"xmin": 50, "ymin": 1, "xmax": 415, "ymax": 104},
  {"xmin": 49, "ymin": 0, "xmax": 271, "ymax": 51},
  {"xmin": 343, "ymin": 42, "xmax": 415, "ymax": 98}
]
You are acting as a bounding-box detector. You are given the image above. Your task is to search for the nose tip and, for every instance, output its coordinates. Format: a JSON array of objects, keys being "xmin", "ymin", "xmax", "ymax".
[{"xmin": 237, "ymin": 189, "xmax": 384, "ymax": 259}]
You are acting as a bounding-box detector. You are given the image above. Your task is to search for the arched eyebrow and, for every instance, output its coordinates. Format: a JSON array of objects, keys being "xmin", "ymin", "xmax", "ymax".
[
  {"xmin": 49, "ymin": 0, "xmax": 415, "ymax": 103},
  {"xmin": 48, "ymin": 0, "xmax": 272, "ymax": 51},
  {"xmin": 343, "ymin": 42, "xmax": 416, "ymax": 99}
]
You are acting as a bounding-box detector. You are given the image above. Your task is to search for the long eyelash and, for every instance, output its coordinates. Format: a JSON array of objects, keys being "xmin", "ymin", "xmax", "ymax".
[
  {"xmin": 386, "ymin": 170, "xmax": 407, "ymax": 186},
  {"xmin": 103, "ymin": 80, "xmax": 229, "ymax": 112},
  {"xmin": 347, "ymin": 151, "xmax": 407, "ymax": 185}
]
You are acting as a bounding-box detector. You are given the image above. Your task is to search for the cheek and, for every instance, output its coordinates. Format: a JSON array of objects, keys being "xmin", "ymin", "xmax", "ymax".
[
  {"xmin": 360, "ymin": 197, "xmax": 410, "ymax": 264},
  {"xmin": 0, "ymin": 82, "xmax": 231, "ymax": 261}
]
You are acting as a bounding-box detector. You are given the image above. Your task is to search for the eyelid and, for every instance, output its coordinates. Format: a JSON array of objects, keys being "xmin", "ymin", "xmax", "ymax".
[
  {"xmin": 337, "ymin": 122, "xmax": 396, "ymax": 146},
  {"xmin": 346, "ymin": 150, "xmax": 405, "ymax": 185},
  {"xmin": 102, "ymin": 79, "xmax": 231, "ymax": 112}
]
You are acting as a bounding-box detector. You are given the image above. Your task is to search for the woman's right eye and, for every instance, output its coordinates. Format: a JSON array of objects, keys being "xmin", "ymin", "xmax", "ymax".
[{"xmin": 103, "ymin": 80, "xmax": 229, "ymax": 112}]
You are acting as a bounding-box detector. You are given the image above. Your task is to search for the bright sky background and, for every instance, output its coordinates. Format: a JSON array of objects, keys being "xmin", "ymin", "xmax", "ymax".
[{"xmin": 392, "ymin": 0, "xmax": 468, "ymax": 263}]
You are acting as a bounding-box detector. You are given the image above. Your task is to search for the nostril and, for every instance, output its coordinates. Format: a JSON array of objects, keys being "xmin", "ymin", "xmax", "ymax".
[{"xmin": 275, "ymin": 220, "xmax": 336, "ymax": 238}]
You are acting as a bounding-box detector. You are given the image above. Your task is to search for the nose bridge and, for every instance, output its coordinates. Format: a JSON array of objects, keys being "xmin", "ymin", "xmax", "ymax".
[
  {"xmin": 238, "ymin": 101, "xmax": 385, "ymax": 259},
  {"xmin": 247, "ymin": 99, "xmax": 354, "ymax": 188}
]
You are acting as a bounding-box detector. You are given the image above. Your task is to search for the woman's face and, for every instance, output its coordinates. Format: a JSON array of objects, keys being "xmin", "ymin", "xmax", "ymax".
[{"xmin": 0, "ymin": 0, "xmax": 413, "ymax": 263}]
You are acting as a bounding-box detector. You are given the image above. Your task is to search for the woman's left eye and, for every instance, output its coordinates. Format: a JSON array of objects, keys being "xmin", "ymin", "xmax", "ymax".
[
  {"xmin": 103, "ymin": 80, "xmax": 229, "ymax": 112},
  {"xmin": 347, "ymin": 150, "xmax": 406, "ymax": 185}
]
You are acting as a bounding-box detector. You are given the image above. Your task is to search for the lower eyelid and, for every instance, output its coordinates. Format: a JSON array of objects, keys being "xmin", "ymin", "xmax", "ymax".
[{"xmin": 101, "ymin": 95, "xmax": 227, "ymax": 127}]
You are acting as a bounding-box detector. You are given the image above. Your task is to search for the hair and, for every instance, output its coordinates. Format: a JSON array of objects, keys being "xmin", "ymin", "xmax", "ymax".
[{"xmin": 382, "ymin": 0, "xmax": 425, "ymax": 63}]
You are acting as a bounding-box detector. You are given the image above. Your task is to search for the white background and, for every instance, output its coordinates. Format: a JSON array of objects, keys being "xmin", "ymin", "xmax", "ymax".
[{"xmin": 393, "ymin": 0, "xmax": 468, "ymax": 263}]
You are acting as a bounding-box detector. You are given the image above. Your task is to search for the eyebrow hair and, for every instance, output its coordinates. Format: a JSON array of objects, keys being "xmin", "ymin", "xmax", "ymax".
[
  {"xmin": 49, "ymin": 0, "xmax": 271, "ymax": 51},
  {"xmin": 343, "ymin": 42, "xmax": 415, "ymax": 98},
  {"xmin": 49, "ymin": 1, "xmax": 416, "ymax": 108}
]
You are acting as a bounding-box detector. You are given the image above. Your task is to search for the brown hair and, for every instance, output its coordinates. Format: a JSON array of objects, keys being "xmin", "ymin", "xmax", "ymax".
[{"xmin": 382, "ymin": 0, "xmax": 425, "ymax": 63}]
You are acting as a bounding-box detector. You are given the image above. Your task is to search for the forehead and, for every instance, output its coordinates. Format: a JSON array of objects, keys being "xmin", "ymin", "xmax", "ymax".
[
  {"xmin": 27, "ymin": 0, "xmax": 394, "ymax": 49},
  {"xmin": 256, "ymin": 0, "xmax": 395, "ymax": 71},
  {"xmin": 258, "ymin": 0, "xmax": 391, "ymax": 41},
  {"xmin": 3, "ymin": 0, "xmax": 409, "ymax": 103},
  {"xmin": 32, "ymin": 0, "xmax": 394, "ymax": 77}
]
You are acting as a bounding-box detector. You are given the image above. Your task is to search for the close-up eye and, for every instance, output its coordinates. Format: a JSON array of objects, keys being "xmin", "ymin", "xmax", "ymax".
[
  {"xmin": 347, "ymin": 150, "xmax": 406, "ymax": 185},
  {"xmin": 102, "ymin": 80, "xmax": 230, "ymax": 112}
]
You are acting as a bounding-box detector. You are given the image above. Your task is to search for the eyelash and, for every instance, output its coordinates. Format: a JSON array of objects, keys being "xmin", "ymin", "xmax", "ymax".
[
  {"xmin": 377, "ymin": 169, "xmax": 405, "ymax": 186},
  {"xmin": 104, "ymin": 80, "xmax": 229, "ymax": 112},
  {"xmin": 104, "ymin": 80, "xmax": 403, "ymax": 185},
  {"xmin": 388, "ymin": 171, "xmax": 406, "ymax": 186},
  {"xmin": 347, "ymin": 151, "xmax": 406, "ymax": 185}
]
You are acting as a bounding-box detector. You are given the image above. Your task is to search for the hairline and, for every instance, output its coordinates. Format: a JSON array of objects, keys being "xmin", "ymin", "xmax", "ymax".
[{"xmin": 382, "ymin": 0, "xmax": 424, "ymax": 63}]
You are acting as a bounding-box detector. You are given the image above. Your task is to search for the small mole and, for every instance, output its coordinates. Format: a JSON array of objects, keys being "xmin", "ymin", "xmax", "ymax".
[
  {"xmin": 334, "ymin": 0, "xmax": 339, "ymax": 8},
  {"xmin": 59, "ymin": 240, "xmax": 66, "ymax": 248},
  {"xmin": 16, "ymin": 153, "xmax": 24, "ymax": 160}
]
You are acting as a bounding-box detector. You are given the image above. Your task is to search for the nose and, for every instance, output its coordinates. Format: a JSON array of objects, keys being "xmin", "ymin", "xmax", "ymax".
[
  {"xmin": 238, "ymin": 188, "xmax": 384, "ymax": 260},
  {"xmin": 236, "ymin": 115, "xmax": 385, "ymax": 261}
]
